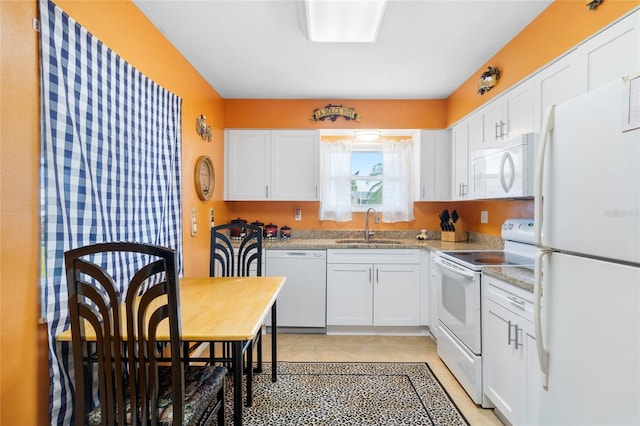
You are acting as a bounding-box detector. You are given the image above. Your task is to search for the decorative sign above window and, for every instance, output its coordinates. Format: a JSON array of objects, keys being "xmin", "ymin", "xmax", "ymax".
[
  {"xmin": 311, "ymin": 104, "xmax": 361, "ymax": 123},
  {"xmin": 477, "ymin": 67, "xmax": 500, "ymax": 95}
]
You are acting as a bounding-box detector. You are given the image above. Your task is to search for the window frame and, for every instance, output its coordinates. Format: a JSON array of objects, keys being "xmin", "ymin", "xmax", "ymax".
[{"xmin": 350, "ymin": 142, "xmax": 384, "ymax": 212}]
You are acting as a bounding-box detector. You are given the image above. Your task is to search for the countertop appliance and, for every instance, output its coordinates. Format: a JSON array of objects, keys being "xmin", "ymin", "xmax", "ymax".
[
  {"xmin": 265, "ymin": 250, "xmax": 326, "ymax": 332},
  {"xmin": 433, "ymin": 218, "xmax": 535, "ymax": 406},
  {"xmin": 534, "ymin": 76, "xmax": 640, "ymax": 425},
  {"xmin": 471, "ymin": 133, "xmax": 535, "ymax": 199}
]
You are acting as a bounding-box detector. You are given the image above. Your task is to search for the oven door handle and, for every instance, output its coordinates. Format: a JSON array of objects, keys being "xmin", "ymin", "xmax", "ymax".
[{"xmin": 433, "ymin": 256, "xmax": 477, "ymax": 278}]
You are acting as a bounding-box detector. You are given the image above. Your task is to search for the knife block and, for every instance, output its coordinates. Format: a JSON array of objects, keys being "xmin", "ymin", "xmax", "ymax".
[{"xmin": 441, "ymin": 220, "xmax": 467, "ymax": 242}]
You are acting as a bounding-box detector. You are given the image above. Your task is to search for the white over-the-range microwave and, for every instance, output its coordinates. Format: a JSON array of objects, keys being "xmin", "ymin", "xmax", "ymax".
[{"xmin": 470, "ymin": 133, "xmax": 535, "ymax": 199}]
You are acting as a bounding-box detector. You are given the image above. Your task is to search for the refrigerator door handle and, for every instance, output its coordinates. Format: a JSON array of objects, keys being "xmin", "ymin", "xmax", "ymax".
[
  {"xmin": 535, "ymin": 249, "xmax": 551, "ymax": 389},
  {"xmin": 535, "ymin": 105, "xmax": 555, "ymax": 249}
]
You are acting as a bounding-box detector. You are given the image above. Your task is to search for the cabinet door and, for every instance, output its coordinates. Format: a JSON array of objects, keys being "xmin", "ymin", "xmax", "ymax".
[
  {"xmin": 451, "ymin": 122, "xmax": 469, "ymax": 200},
  {"xmin": 533, "ymin": 50, "xmax": 585, "ymax": 131},
  {"xmin": 483, "ymin": 298, "xmax": 519, "ymax": 424},
  {"xmin": 225, "ymin": 130, "xmax": 270, "ymax": 200},
  {"xmin": 418, "ymin": 130, "xmax": 451, "ymax": 201},
  {"xmin": 326, "ymin": 263, "xmax": 372, "ymax": 326},
  {"xmin": 373, "ymin": 263, "xmax": 420, "ymax": 326},
  {"xmin": 519, "ymin": 319, "xmax": 541, "ymax": 426},
  {"xmin": 467, "ymin": 110, "xmax": 485, "ymax": 153},
  {"xmin": 271, "ymin": 130, "xmax": 320, "ymax": 200},
  {"xmin": 504, "ymin": 80, "xmax": 534, "ymax": 140},
  {"xmin": 481, "ymin": 100, "xmax": 503, "ymax": 144},
  {"xmin": 580, "ymin": 12, "xmax": 640, "ymax": 92}
]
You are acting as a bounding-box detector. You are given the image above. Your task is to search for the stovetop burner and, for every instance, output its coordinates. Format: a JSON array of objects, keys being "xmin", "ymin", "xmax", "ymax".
[{"xmin": 438, "ymin": 250, "xmax": 534, "ymax": 269}]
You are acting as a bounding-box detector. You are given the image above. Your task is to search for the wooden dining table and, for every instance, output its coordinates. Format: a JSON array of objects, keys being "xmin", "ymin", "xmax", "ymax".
[{"xmin": 57, "ymin": 275, "xmax": 286, "ymax": 426}]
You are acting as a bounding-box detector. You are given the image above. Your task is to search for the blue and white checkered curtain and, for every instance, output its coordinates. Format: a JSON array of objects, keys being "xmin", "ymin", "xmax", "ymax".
[{"xmin": 39, "ymin": 1, "xmax": 183, "ymax": 423}]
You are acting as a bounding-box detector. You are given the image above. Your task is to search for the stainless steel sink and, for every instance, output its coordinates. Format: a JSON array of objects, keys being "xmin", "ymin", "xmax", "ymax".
[{"xmin": 334, "ymin": 239, "xmax": 403, "ymax": 245}]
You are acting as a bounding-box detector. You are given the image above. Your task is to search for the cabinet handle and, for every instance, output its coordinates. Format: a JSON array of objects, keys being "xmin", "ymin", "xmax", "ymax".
[
  {"xmin": 495, "ymin": 122, "xmax": 501, "ymax": 140},
  {"xmin": 265, "ymin": 185, "xmax": 269, "ymax": 199},
  {"xmin": 515, "ymin": 326, "xmax": 523, "ymax": 349},
  {"xmin": 500, "ymin": 120, "xmax": 507, "ymax": 138},
  {"xmin": 508, "ymin": 320, "xmax": 517, "ymax": 346},
  {"xmin": 369, "ymin": 267, "xmax": 372, "ymax": 284},
  {"xmin": 376, "ymin": 268, "xmax": 379, "ymax": 283},
  {"xmin": 507, "ymin": 295, "xmax": 525, "ymax": 308}
]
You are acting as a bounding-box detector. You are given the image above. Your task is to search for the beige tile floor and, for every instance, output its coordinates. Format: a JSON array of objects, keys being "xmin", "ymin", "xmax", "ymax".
[{"xmin": 257, "ymin": 333, "xmax": 503, "ymax": 426}]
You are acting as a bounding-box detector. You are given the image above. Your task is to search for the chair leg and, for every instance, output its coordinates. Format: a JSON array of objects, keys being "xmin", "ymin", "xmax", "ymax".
[{"xmin": 217, "ymin": 379, "xmax": 226, "ymax": 425}]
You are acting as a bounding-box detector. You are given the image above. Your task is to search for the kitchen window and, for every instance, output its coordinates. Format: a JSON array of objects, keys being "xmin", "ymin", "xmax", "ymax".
[
  {"xmin": 319, "ymin": 137, "xmax": 415, "ymax": 222},
  {"xmin": 351, "ymin": 144, "xmax": 383, "ymax": 210}
]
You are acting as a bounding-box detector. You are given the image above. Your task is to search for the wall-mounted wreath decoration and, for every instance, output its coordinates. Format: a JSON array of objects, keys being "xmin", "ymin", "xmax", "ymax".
[
  {"xmin": 477, "ymin": 67, "xmax": 500, "ymax": 95},
  {"xmin": 310, "ymin": 104, "xmax": 361, "ymax": 123},
  {"xmin": 586, "ymin": 0, "xmax": 603, "ymax": 10},
  {"xmin": 196, "ymin": 114, "xmax": 212, "ymax": 142}
]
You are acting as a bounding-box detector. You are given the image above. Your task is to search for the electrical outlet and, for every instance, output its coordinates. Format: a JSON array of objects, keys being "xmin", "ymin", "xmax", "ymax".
[
  {"xmin": 480, "ymin": 210, "xmax": 489, "ymax": 224},
  {"xmin": 295, "ymin": 206, "xmax": 302, "ymax": 221}
]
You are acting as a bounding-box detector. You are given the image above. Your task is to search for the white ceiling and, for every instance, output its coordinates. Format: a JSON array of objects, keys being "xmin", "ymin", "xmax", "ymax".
[{"xmin": 132, "ymin": 0, "xmax": 552, "ymax": 100}]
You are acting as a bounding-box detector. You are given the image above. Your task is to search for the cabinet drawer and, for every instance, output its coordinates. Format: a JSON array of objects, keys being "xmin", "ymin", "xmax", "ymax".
[
  {"xmin": 327, "ymin": 249, "xmax": 420, "ymax": 264},
  {"xmin": 483, "ymin": 275, "xmax": 533, "ymax": 322}
]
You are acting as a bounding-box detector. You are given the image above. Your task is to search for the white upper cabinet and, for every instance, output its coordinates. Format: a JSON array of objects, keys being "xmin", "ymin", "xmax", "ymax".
[
  {"xmin": 417, "ymin": 130, "xmax": 451, "ymax": 201},
  {"xmin": 225, "ymin": 129, "xmax": 271, "ymax": 200},
  {"xmin": 225, "ymin": 129, "xmax": 320, "ymax": 201},
  {"xmin": 481, "ymin": 79, "xmax": 534, "ymax": 145},
  {"xmin": 578, "ymin": 11, "xmax": 640, "ymax": 92},
  {"xmin": 270, "ymin": 130, "xmax": 320, "ymax": 200},
  {"xmin": 451, "ymin": 121, "xmax": 470, "ymax": 200},
  {"xmin": 532, "ymin": 49, "xmax": 584, "ymax": 132}
]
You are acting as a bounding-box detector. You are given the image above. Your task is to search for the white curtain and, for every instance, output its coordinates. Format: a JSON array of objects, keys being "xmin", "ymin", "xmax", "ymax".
[
  {"xmin": 382, "ymin": 138, "xmax": 415, "ymax": 222},
  {"xmin": 319, "ymin": 140, "xmax": 353, "ymax": 221}
]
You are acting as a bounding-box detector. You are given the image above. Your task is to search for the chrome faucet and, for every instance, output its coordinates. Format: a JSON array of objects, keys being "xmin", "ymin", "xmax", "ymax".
[{"xmin": 365, "ymin": 207, "xmax": 379, "ymax": 241}]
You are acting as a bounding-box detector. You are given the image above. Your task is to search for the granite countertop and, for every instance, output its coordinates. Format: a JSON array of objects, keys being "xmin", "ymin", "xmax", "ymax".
[
  {"xmin": 483, "ymin": 266, "xmax": 534, "ymax": 292},
  {"xmin": 260, "ymin": 229, "xmax": 534, "ymax": 292},
  {"xmin": 261, "ymin": 229, "xmax": 503, "ymax": 251}
]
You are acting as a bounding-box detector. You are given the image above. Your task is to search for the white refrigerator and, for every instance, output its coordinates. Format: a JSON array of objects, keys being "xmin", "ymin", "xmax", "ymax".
[{"xmin": 534, "ymin": 76, "xmax": 640, "ymax": 425}]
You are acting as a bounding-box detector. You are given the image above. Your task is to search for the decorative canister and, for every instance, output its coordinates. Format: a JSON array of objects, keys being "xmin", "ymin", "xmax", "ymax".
[
  {"xmin": 280, "ymin": 225, "xmax": 292, "ymax": 239},
  {"xmin": 230, "ymin": 217, "xmax": 247, "ymax": 240},
  {"xmin": 264, "ymin": 223, "xmax": 278, "ymax": 239},
  {"xmin": 250, "ymin": 220, "xmax": 264, "ymax": 237}
]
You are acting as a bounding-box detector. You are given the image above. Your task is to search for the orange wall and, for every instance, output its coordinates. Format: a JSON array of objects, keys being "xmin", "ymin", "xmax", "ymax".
[
  {"xmin": 224, "ymin": 99, "xmax": 448, "ymax": 129},
  {"xmin": 1, "ymin": 2, "xmax": 42, "ymax": 425}
]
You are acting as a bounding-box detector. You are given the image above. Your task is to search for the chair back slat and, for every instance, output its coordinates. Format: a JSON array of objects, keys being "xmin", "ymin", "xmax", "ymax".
[{"xmin": 210, "ymin": 223, "xmax": 263, "ymax": 277}]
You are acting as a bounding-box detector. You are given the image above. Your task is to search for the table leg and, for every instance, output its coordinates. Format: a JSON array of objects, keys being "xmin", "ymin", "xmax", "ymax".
[
  {"xmin": 246, "ymin": 340, "xmax": 253, "ymax": 407},
  {"xmin": 271, "ymin": 301, "xmax": 277, "ymax": 383},
  {"xmin": 232, "ymin": 340, "xmax": 243, "ymax": 426}
]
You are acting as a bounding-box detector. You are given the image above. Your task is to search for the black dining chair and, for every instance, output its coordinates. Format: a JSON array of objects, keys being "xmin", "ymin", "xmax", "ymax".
[
  {"xmin": 208, "ymin": 223, "xmax": 265, "ymax": 373},
  {"xmin": 65, "ymin": 242, "xmax": 227, "ymax": 426}
]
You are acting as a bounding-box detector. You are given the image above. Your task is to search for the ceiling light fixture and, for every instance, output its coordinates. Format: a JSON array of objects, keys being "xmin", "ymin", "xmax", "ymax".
[
  {"xmin": 305, "ymin": 0, "xmax": 388, "ymax": 43},
  {"xmin": 354, "ymin": 130, "xmax": 382, "ymax": 141}
]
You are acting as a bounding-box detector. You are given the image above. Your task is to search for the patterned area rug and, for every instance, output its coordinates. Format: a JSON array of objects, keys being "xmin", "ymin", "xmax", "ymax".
[{"xmin": 224, "ymin": 362, "xmax": 469, "ymax": 425}]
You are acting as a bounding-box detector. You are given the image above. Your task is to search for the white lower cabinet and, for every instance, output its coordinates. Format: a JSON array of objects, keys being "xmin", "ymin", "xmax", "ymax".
[
  {"xmin": 482, "ymin": 275, "xmax": 540, "ymax": 426},
  {"xmin": 326, "ymin": 249, "xmax": 421, "ymax": 327}
]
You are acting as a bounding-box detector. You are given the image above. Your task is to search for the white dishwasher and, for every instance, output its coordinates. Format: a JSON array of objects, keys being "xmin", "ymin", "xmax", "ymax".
[{"xmin": 265, "ymin": 250, "xmax": 326, "ymax": 332}]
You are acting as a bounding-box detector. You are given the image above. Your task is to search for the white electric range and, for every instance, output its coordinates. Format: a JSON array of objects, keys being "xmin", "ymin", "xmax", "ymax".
[{"xmin": 432, "ymin": 218, "xmax": 535, "ymax": 406}]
